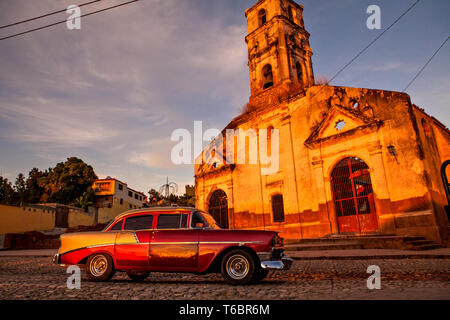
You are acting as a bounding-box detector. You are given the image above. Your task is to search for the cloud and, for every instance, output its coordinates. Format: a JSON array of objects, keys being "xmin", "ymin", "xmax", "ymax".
[{"xmin": 358, "ymin": 62, "xmax": 416, "ymax": 73}]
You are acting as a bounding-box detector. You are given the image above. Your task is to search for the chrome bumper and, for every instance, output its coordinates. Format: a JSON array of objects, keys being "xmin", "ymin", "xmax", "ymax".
[
  {"xmin": 52, "ymin": 253, "xmax": 60, "ymax": 264},
  {"xmin": 260, "ymin": 255, "xmax": 293, "ymax": 270}
]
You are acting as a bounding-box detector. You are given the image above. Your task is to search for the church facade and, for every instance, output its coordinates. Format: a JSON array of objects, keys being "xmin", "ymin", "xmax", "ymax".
[{"xmin": 194, "ymin": 0, "xmax": 450, "ymax": 243}]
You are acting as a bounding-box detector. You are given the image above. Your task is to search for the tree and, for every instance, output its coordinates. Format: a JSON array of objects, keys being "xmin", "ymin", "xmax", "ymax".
[
  {"xmin": 24, "ymin": 168, "xmax": 45, "ymax": 203},
  {"xmin": 31, "ymin": 157, "xmax": 97, "ymax": 204},
  {"xmin": 0, "ymin": 176, "xmax": 16, "ymax": 205},
  {"xmin": 39, "ymin": 157, "xmax": 98, "ymax": 205},
  {"xmin": 0, "ymin": 157, "xmax": 97, "ymax": 207},
  {"xmin": 72, "ymin": 187, "xmax": 95, "ymax": 211},
  {"xmin": 14, "ymin": 173, "xmax": 26, "ymax": 204},
  {"xmin": 148, "ymin": 188, "xmax": 162, "ymax": 204}
]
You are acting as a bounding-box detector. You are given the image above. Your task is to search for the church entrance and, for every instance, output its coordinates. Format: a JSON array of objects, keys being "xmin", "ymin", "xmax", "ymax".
[
  {"xmin": 208, "ymin": 189, "xmax": 229, "ymax": 229},
  {"xmin": 331, "ymin": 157, "xmax": 378, "ymax": 234}
]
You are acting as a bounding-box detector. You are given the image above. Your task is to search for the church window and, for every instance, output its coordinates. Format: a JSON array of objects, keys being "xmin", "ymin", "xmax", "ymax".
[
  {"xmin": 271, "ymin": 194, "xmax": 285, "ymax": 222},
  {"xmin": 352, "ymin": 101, "xmax": 359, "ymax": 109},
  {"xmin": 296, "ymin": 62, "xmax": 303, "ymax": 82},
  {"xmin": 262, "ymin": 64, "xmax": 274, "ymax": 89},
  {"xmin": 335, "ymin": 120, "xmax": 346, "ymax": 131},
  {"xmin": 258, "ymin": 9, "xmax": 267, "ymax": 26}
]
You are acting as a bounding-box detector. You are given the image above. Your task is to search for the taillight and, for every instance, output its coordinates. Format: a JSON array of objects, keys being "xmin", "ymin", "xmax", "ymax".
[{"xmin": 272, "ymin": 234, "xmax": 284, "ymax": 248}]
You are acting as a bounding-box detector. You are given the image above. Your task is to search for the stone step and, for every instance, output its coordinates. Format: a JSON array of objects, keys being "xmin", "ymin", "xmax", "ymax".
[
  {"xmin": 402, "ymin": 236, "xmax": 428, "ymax": 242},
  {"xmin": 408, "ymin": 240, "xmax": 435, "ymax": 246},
  {"xmin": 285, "ymin": 234, "xmax": 442, "ymax": 251},
  {"xmin": 409, "ymin": 244, "xmax": 442, "ymax": 251},
  {"xmin": 288, "ymin": 235, "xmax": 402, "ymax": 245},
  {"xmin": 285, "ymin": 243, "xmax": 363, "ymax": 251}
]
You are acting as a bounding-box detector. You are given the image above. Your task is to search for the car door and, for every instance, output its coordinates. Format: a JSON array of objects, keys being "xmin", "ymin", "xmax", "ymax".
[
  {"xmin": 114, "ymin": 214, "xmax": 153, "ymax": 268},
  {"xmin": 148, "ymin": 212, "xmax": 199, "ymax": 272}
]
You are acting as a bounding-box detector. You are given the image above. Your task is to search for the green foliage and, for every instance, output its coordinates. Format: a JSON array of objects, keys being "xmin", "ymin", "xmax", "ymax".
[
  {"xmin": 0, "ymin": 157, "xmax": 97, "ymax": 206},
  {"xmin": 148, "ymin": 188, "xmax": 162, "ymax": 204},
  {"xmin": 0, "ymin": 176, "xmax": 16, "ymax": 205},
  {"xmin": 72, "ymin": 187, "xmax": 95, "ymax": 210},
  {"xmin": 39, "ymin": 157, "xmax": 97, "ymax": 204}
]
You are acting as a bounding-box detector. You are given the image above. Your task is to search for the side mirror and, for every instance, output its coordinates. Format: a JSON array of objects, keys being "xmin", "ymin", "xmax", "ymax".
[{"xmin": 195, "ymin": 222, "xmax": 205, "ymax": 228}]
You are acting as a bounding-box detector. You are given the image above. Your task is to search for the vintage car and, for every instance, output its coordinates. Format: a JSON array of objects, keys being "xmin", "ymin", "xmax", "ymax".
[{"xmin": 53, "ymin": 207, "xmax": 292, "ymax": 285}]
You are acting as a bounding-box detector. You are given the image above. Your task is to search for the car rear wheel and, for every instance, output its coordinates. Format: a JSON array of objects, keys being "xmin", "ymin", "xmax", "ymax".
[
  {"xmin": 85, "ymin": 253, "xmax": 115, "ymax": 282},
  {"xmin": 221, "ymin": 249, "xmax": 255, "ymax": 285},
  {"xmin": 127, "ymin": 271, "xmax": 150, "ymax": 281}
]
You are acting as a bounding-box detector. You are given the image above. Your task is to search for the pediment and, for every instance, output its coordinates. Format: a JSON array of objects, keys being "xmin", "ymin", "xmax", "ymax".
[{"xmin": 305, "ymin": 105, "xmax": 381, "ymax": 147}]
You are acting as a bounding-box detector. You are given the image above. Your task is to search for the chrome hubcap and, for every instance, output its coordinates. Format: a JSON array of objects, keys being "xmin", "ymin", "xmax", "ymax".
[
  {"xmin": 226, "ymin": 255, "xmax": 249, "ymax": 279},
  {"xmin": 90, "ymin": 255, "xmax": 107, "ymax": 277}
]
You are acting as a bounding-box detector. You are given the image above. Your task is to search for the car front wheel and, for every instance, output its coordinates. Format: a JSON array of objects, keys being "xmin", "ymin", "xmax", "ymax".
[
  {"xmin": 221, "ymin": 249, "xmax": 255, "ymax": 285},
  {"xmin": 127, "ymin": 271, "xmax": 150, "ymax": 281},
  {"xmin": 85, "ymin": 253, "xmax": 115, "ymax": 282}
]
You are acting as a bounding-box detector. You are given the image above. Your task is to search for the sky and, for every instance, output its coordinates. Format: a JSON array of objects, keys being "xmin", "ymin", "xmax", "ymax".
[{"xmin": 0, "ymin": 0, "xmax": 449, "ymax": 195}]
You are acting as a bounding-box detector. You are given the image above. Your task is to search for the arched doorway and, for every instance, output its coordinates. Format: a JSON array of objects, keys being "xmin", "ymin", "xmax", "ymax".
[
  {"xmin": 331, "ymin": 157, "xmax": 378, "ymax": 234},
  {"xmin": 208, "ymin": 189, "xmax": 229, "ymax": 229}
]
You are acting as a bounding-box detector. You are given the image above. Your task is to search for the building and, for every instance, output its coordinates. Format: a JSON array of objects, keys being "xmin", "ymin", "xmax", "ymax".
[
  {"xmin": 92, "ymin": 177, "xmax": 147, "ymax": 223},
  {"xmin": 195, "ymin": 0, "xmax": 450, "ymax": 243}
]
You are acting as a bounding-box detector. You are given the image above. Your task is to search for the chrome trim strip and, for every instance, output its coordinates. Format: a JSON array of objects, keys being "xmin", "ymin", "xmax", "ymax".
[
  {"xmin": 59, "ymin": 240, "xmax": 264, "ymax": 256},
  {"xmin": 200, "ymin": 241, "xmax": 264, "ymax": 245},
  {"xmin": 59, "ymin": 243, "xmax": 115, "ymax": 256},
  {"xmin": 86, "ymin": 244, "xmax": 115, "ymax": 249},
  {"xmin": 151, "ymin": 242, "xmax": 197, "ymax": 245}
]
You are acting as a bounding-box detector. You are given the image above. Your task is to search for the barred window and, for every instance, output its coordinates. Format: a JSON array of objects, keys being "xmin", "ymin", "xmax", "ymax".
[{"xmin": 271, "ymin": 194, "xmax": 285, "ymax": 222}]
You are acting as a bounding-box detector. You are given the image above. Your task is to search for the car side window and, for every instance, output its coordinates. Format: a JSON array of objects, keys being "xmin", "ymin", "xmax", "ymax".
[
  {"xmin": 157, "ymin": 214, "xmax": 181, "ymax": 229},
  {"xmin": 110, "ymin": 220, "xmax": 123, "ymax": 231},
  {"xmin": 124, "ymin": 215, "xmax": 154, "ymax": 230}
]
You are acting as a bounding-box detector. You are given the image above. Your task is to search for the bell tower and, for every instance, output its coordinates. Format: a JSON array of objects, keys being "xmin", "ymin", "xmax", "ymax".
[{"xmin": 245, "ymin": 0, "xmax": 314, "ymax": 108}]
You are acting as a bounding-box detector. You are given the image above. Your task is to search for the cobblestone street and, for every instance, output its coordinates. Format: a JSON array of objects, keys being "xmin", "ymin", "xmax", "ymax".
[{"xmin": 0, "ymin": 256, "xmax": 449, "ymax": 300}]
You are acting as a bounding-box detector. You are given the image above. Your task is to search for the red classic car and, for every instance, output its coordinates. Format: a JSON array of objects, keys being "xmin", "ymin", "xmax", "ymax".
[{"xmin": 53, "ymin": 207, "xmax": 292, "ymax": 285}]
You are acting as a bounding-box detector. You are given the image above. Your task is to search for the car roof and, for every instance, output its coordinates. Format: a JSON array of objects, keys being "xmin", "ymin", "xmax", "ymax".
[{"xmin": 114, "ymin": 206, "xmax": 197, "ymax": 221}]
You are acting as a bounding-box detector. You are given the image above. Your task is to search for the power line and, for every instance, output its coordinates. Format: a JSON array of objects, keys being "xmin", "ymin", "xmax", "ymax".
[
  {"xmin": 0, "ymin": 0, "xmax": 139, "ymax": 41},
  {"xmin": 293, "ymin": 0, "xmax": 422, "ymax": 110},
  {"xmin": 402, "ymin": 36, "xmax": 450, "ymax": 92},
  {"xmin": 328, "ymin": 0, "xmax": 421, "ymax": 84},
  {"xmin": 0, "ymin": 0, "xmax": 103, "ymax": 30}
]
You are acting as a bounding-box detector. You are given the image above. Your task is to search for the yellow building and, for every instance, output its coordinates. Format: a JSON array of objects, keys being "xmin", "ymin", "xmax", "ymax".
[
  {"xmin": 92, "ymin": 177, "xmax": 147, "ymax": 223},
  {"xmin": 195, "ymin": 0, "xmax": 450, "ymax": 243}
]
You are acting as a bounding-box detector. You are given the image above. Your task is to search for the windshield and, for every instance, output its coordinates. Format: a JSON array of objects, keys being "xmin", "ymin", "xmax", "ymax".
[{"xmin": 198, "ymin": 212, "xmax": 221, "ymax": 229}]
